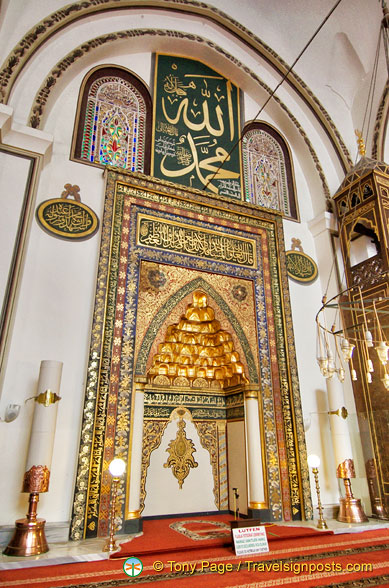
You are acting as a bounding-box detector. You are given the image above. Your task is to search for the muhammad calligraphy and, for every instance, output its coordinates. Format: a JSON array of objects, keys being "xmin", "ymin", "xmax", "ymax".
[
  {"xmin": 137, "ymin": 214, "xmax": 256, "ymax": 267},
  {"xmin": 152, "ymin": 54, "xmax": 242, "ymax": 199},
  {"xmin": 36, "ymin": 184, "xmax": 99, "ymax": 240}
]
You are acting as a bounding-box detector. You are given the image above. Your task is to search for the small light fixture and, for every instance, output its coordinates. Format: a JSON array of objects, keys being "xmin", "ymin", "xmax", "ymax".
[
  {"xmin": 103, "ymin": 458, "xmax": 126, "ymax": 553},
  {"xmin": 307, "ymin": 454, "xmax": 321, "ymax": 469},
  {"xmin": 0, "ymin": 404, "xmax": 21, "ymax": 423},
  {"xmin": 382, "ymin": 372, "xmax": 389, "ymax": 391},
  {"xmin": 341, "ymin": 339, "xmax": 354, "ymax": 362},
  {"xmin": 376, "ymin": 341, "xmax": 389, "ymax": 366},
  {"xmin": 364, "ymin": 330, "xmax": 374, "ymax": 348},
  {"xmin": 109, "ymin": 458, "xmax": 126, "ymax": 478}
]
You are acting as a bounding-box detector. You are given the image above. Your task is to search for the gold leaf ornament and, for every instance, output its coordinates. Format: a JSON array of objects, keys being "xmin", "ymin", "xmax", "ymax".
[{"xmin": 164, "ymin": 419, "xmax": 198, "ymax": 488}]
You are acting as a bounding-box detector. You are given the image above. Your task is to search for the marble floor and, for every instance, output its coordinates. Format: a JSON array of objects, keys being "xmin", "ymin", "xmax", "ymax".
[{"xmin": 1, "ymin": 518, "xmax": 389, "ymax": 571}]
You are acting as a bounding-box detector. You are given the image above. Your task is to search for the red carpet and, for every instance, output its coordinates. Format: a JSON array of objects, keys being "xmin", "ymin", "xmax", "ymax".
[
  {"xmin": 1, "ymin": 518, "xmax": 389, "ymax": 588},
  {"xmin": 111, "ymin": 514, "xmax": 334, "ymax": 558}
]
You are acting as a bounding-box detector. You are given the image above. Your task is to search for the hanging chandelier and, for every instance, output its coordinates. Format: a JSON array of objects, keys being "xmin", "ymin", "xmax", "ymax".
[{"xmin": 316, "ymin": 281, "xmax": 389, "ymax": 389}]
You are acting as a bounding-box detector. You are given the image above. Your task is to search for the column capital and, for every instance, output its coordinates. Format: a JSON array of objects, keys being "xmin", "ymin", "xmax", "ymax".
[{"xmin": 244, "ymin": 390, "xmax": 258, "ymax": 400}]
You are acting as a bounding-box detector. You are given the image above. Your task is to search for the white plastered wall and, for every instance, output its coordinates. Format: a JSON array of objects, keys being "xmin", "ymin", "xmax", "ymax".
[
  {"xmin": 0, "ymin": 0, "xmax": 384, "ymax": 527},
  {"xmin": 142, "ymin": 417, "xmax": 216, "ymax": 516}
]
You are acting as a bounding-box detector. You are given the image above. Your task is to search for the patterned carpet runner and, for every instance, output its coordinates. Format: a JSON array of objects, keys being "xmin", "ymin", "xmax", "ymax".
[{"xmin": 1, "ymin": 517, "xmax": 389, "ymax": 587}]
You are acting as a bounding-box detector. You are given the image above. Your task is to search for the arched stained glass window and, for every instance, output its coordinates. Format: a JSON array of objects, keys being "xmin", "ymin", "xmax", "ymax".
[
  {"xmin": 73, "ymin": 67, "xmax": 151, "ymax": 173},
  {"xmin": 242, "ymin": 122, "xmax": 298, "ymax": 220}
]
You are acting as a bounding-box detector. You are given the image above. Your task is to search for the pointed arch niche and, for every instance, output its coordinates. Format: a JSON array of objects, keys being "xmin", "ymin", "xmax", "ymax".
[
  {"xmin": 139, "ymin": 288, "xmax": 253, "ymax": 517},
  {"xmin": 71, "ymin": 66, "xmax": 152, "ymax": 172},
  {"xmin": 70, "ymin": 169, "xmax": 311, "ymax": 540}
]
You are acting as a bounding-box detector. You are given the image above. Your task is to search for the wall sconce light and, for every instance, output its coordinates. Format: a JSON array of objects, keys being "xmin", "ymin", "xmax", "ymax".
[{"xmin": 0, "ymin": 404, "xmax": 21, "ymax": 422}]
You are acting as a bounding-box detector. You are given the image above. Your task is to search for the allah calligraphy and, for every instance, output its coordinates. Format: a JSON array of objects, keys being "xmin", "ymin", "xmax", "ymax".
[
  {"xmin": 137, "ymin": 214, "xmax": 256, "ymax": 267},
  {"xmin": 152, "ymin": 54, "xmax": 242, "ymax": 199},
  {"xmin": 36, "ymin": 183, "xmax": 99, "ymax": 240}
]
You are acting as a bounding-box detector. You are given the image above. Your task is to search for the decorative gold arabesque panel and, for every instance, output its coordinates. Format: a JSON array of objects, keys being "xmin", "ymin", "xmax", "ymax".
[{"xmin": 163, "ymin": 409, "xmax": 199, "ymax": 488}]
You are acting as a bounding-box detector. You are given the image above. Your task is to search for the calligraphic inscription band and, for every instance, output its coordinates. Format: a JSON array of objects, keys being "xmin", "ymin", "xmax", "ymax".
[
  {"xmin": 137, "ymin": 214, "xmax": 256, "ymax": 267},
  {"xmin": 152, "ymin": 54, "xmax": 242, "ymax": 199}
]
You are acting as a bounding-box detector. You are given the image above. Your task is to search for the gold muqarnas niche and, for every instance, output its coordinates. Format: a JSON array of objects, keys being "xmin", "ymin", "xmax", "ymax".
[
  {"xmin": 164, "ymin": 411, "xmax": 198, "ymax": 488},
  {"xmin": 148, "ymin": 290, "xmax": 249, "ymax": 388}
]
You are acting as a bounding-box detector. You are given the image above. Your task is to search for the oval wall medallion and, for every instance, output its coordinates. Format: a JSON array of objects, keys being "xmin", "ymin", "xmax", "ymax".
[
  {"xmin": 36, "ymin": 184, "xmax": 99, "ymax": 240},
  {"xmin": 286, "ymin": 238, "xmax": 318, "ymax": 283}
]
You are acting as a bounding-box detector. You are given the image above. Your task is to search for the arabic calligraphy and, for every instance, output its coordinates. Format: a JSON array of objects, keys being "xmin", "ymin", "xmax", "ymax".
[
  {"xmin": 145, "ymin": 392, "xmax": 226, "ymax": 407},
  {"xmin": 137, "ymin": 214, "xmax": 256, "ymax": 267},
  {"xmin": 153, "ymin": 54, "xmax": 242, "ymax": 198},
  {"xmin": 37, "ymin": 198, "xmax": 99, "ymax": 240},
  {"xmin": 285, "ymin": 251, "xmax": 318, "ymax": 283}
]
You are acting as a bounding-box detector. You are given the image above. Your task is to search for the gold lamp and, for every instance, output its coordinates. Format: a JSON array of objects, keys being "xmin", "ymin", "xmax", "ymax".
[
  {"xmin": 308, "ymin": 454, "xmax": 328, "ymax": 530},
  {"xmin": 103, "ymin": 458, "xmax": 126, "ymax": 553}
]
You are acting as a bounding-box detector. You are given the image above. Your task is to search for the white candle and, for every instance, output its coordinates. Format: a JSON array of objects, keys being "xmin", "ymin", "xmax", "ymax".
[{"xmin": 22, "ymin": 360, "xmax": 63, "ymax": 493}]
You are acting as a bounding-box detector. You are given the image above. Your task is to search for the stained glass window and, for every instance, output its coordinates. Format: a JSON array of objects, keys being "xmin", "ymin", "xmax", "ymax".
[
  {"xmin": 242, "ymin": 123, "xmax": 297, "ymax": 220},
  {"xmin": 73, "ymin": 67, "xmax": 151, "ymax": 172}
]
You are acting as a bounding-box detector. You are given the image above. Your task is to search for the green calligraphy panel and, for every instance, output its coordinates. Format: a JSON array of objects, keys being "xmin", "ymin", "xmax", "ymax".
[{"xmin": 152, "ymin": 54, "xmax": 242, "ymax": 199}]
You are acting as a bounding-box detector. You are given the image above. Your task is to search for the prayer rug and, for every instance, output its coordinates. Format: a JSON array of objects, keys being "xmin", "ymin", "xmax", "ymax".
[
  {"xmin": 111, "ymin": 515, "xmax": 334, "ymax": 558},
  {"xmin": 2, "ymin": 524, "xmax": 389, "ymax": 587}
]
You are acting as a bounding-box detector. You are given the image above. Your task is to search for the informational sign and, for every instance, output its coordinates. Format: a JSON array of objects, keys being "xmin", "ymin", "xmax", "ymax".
[
  {"xmin": 152, "ymin": 54, "xmax": 242, "ymax": 199},
  {"xmin": 232, "ymin": 525, "xmax": 269, "ymax": 556}
]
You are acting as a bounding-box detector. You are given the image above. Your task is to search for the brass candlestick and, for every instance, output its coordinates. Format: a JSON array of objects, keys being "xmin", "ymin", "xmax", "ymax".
[
  {"xmin": 103, "ymin": 458, "xmax": 126, "ymax": 553},
  {"xmin": 337, "ymin": 460, "xmax": 368, "ymax": 523},
  {"xmin": 308, "ymin": 454, "xmax": 328, "ymax": 530},
  {"xmin": 3, "ymin": 491, "xmax": 48, "ymax": 556}
]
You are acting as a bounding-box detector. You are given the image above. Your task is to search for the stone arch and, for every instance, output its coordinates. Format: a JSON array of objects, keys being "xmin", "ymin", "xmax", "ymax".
[
  {"xmin": 24, "ymin": 28, "xmax": 331, "ymax": 203},
  {"xmin": 0, "ymin": 1, "xmax": 351, "ymax": 173}
]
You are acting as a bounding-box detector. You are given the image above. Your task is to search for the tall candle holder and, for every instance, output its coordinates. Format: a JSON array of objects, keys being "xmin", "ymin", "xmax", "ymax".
[
  {"xmin": 103, "ymin": 458, "xmax": 126, "ymax": 553},
  {"xmin": 308, "ymin": 454, "xmax": 328, "ymax": 530},
  {"xmin": 337, "ymin": 459, "xmax": 368, "ymax": 523},
  {"xmin": 3, "ymin": 360, "xmax": 63, "ymax": 557}
]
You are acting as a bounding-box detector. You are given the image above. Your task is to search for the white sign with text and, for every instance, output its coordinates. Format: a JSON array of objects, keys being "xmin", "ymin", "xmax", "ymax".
[{"xmin": 232, "ymin": 525, "xmax": 269, "ymax": 556}]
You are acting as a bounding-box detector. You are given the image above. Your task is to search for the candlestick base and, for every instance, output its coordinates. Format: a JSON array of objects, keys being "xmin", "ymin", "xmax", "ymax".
[
  {"xmin": 338, "ymin": 497, "xmax": 368, "ymax": 523},
  {"xmin": 316, "ymin": 515, "xmax": 328, "ymax": 529},
  {"xmin": 3, "ymin": 517, "xmax": 48, "ymax": 556},
  {"xmin": 103, "ymin": 535, "xmax": 118, "ymax": 552}
]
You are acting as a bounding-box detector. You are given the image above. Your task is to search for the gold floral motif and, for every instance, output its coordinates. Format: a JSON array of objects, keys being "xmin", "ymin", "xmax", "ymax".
[
  {"xmin": 164, "ymin": 418, "xmax": 198, "ymax": 488},
  {"xmin": 22, "ymin": 465, "xmax": 50, "ymax": 493},
  {"xmin": 140, "ymin": 421, "xmax": 169, "ymax": 512}
]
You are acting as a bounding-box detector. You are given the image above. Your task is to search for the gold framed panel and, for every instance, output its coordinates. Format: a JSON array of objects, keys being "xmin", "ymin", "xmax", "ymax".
[{"xmin": 70, "ymin": 169, "xmax": 312, "ymax": 539}]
